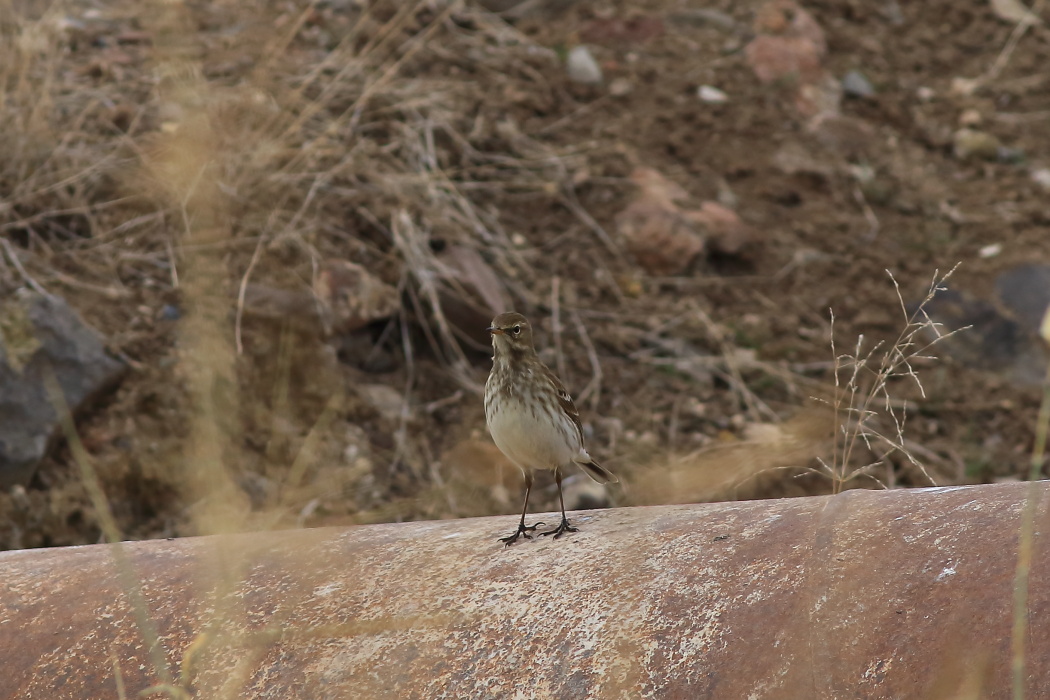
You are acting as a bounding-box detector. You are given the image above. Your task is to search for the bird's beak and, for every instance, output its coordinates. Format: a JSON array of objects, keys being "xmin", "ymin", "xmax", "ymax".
[{"xmin": 487, "ymin": 326, "xmax": 504, "ymax": 335}]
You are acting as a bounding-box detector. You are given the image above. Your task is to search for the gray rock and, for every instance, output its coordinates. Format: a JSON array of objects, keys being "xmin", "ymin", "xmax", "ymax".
[
  {"xmin": 882, "ymin": 0, "xmax": 905, "ymax": 25},
  {"xmin": 566, "ymin": 46, "xmax": 603, "ymax": 85},
  {"xmin": 0, "ymin": 292, "xmax": 127, "ymax": 486},
  {"xmin": 842, "ymin": 70, "xmax": 875, "ymax": 99},
  {"xmin": 357, "ymin": 383, "xmax": 405, "ymax": 423},
  {"xmin": 996, "ymin": 146, "xmax": 1025, "ymax": 164},
  {"xmin": 918, "ymin": 287, "xmax": 1047, "ymax": 387},
  {"xmin": 996, "ymin": 264, "xmax": 1050, "ymax": 331}
]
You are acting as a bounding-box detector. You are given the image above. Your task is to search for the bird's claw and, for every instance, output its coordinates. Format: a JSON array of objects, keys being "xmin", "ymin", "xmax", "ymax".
[
  {"xmin": 499, "ymin": 521, "xmax": 545, "ymax": 546},
  {"xmin": 539, "ymin": 518, "xmax": 578, "ymax": 539}
]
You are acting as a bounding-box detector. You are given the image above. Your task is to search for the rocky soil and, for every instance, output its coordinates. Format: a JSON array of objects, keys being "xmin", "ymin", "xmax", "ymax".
[{"xmin": 1, "ymin": 0, "xmax": 1049, "ymax": 549}]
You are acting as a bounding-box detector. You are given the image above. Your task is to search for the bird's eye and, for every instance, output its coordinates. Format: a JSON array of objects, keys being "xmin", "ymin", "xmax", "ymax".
[{"xmin": 512, "ymin": 325, "xmax": 521, "ymax": 335}]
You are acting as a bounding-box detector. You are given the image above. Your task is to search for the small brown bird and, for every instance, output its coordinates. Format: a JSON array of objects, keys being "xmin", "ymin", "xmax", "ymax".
[{"xmin": 484, "ymin": 312, "xmax": 617, "ymax": 545}]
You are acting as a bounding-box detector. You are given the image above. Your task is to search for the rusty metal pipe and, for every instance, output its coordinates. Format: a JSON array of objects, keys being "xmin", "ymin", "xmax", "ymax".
[{"xmin": 2, "ymin": 482, "xmax": 1049, "ymax": 698}]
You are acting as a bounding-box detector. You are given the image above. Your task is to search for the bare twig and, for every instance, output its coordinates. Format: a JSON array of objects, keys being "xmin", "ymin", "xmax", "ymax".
[
  {"xmin": 984, "ymin": 0, "xmax": 1047, "ymax": 84},
  {"xmin": 44, "ymin": 370, "xmax": 174, "ymax": 687},
  {"xmin": 571, "ymin": 308, "xmax": 603, "ymax": 412},
  {"xmin": 234, "ymin": 236, "xmax": 266, "ymax": 355},
  {"xmin": 558, "ymin": 188, "xmax": 622, "ymax": 258},
  {"xmin": 165, "ymin": 235, "xmax": 179, "ymax": 289},
  {"xmin": 852, "ymin": 184, "xmax": 880, "ymax": 241},
  {"xmin": 391, "ymin": 307, "xmax": 417, "ymax": 476},
  {"xmin": 48, "ymin": 269, "xmax": 130, "ymax": 299},
  {"xmin": 0, "ymin": 238, "xmax": 50, "ymax": 296},
  {"xmin": 551, "ymin": 276, "xmax": 566, "ymax": 382},
  {"xmin": 692, "ymin": 305, "xmax": 779, "ymax": 423}
]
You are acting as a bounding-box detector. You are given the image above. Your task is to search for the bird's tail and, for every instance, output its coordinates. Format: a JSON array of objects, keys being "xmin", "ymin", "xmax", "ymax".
[{"xmin": 575, "ymin": 454, "xmax": 618, "ymax": 484}]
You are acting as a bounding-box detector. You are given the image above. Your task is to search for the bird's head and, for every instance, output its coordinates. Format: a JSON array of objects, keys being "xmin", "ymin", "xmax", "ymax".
[{"xmin": 487, "ymin": 312, "xmax": 534, "ymax": 354}]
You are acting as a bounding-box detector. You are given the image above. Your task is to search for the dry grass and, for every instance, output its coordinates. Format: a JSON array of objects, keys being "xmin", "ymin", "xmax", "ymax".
[
  {"xmin": 622, "ymin": 267, "xmax": 965, "ymax": 506},
  {"xmin": 1010, "ymin": 308, "xmax": 1050, "ymax": 700},
  {"xmin": 812, "ymin": 266, "xmax": 964, "ymax": 493}
]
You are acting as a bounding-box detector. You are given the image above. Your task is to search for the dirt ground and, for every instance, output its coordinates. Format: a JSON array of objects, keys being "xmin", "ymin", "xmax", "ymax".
[{"xmin": 1, "ymin": 0, "xmax": 1049, "ymax": 550}]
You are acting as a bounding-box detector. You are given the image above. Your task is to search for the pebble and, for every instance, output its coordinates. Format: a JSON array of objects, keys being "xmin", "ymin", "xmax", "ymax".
[
  {"xmin": 959, "ymin": 108, "xmax": 982, "ymax": 127},
  {"xmin": 979, "ymin": 244, "xmax": 1002, "ymax": 259},
  {"xmin": 1031, "ymin": 168, "xmax": 1050, "ymax": 190},
  {"xmin": 996, "ymin": 146, "xmax": 1025, "ymax": 164},
  {"xmin": 851, "ymin": 164, "xmax": 895, "ymax": 205},
  {"xmin": 609, "ymin": 77, "xmax": 633, "ymax": 96},
  {"xmin": 668, "ymin": 8, "xmax": 741, "ymax": 33},
  {"xmin": 882, "ymin": 0, "xmax": 905, "ymax": 25},
  {"xmin": 842, "ymin": 70, "xmax": 875, "ymax": 98},
  {"xmin": 697, "ymin": 85, "xmax": 728, "ymax": 103},
  {"xmin": 566, "ymin": 46, "xmax": 603, "ymax": 85},
  {"xmin": 950, "ymin": 77, "xmax": 980, "ymax": 96},
  {"xmin": 953, "ymin": 128, "xmax": 1001, "ymax": 161},
  {"xmin": 358, "ymin": 384, "xmax": 405, "ymax": 422}
]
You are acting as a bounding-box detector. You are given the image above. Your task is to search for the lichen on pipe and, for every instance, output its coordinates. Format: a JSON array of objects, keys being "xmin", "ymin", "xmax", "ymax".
[{"xmin": 1, "ymin": 482, "xmax": 1048, "ymax": 698}]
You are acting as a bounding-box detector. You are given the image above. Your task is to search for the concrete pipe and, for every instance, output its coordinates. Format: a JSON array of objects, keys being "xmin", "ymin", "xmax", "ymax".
[{"xmin": 1, "ymin": 481, "xmax": 1049, "ymax": 698}]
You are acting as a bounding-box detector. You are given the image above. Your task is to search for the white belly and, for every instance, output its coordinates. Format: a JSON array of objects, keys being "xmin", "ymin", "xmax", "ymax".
[{"xmin": 486, "ymin": 397, "xmax": 579, "ymax": 472}]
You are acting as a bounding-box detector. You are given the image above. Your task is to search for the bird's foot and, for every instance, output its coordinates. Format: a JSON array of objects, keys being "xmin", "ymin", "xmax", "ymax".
[
  {"xmin": 539, "ymin": 517, "xmax": 578, "ymax": 539},
  {"xmin": 499, "ymin": 521, "xmax": 544, "ymax": 546}
]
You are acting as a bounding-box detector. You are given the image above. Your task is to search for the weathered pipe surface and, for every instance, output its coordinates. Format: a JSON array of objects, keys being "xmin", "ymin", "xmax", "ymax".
[{"xmin": 2, "ymin": 482, "xmax": 1050, "ymax": 699}]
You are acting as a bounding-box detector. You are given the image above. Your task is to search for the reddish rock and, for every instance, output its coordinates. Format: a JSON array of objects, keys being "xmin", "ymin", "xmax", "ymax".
[
  {"xmin": 616, "ymin": 199, "xmax": 706, "ymax": 276},
  {"xmin": 746, "ymin": 1, "xmax": 837, "ymax": 119},
  {"xmin": 616, "ymin": 168, "xmax": 754, "ymax": 274},
  {"xmin": 745, "ymin": 34, "xmax": 825, "ymax": 86},
  {"xmin": 686, "ymin": 201, "xmax": 754, "ymax": 256}
]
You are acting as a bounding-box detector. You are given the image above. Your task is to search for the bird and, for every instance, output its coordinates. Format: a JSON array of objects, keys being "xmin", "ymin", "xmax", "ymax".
[{"xmin": 484, "ymin": 311, "xmax": 617, "ymax": 545}]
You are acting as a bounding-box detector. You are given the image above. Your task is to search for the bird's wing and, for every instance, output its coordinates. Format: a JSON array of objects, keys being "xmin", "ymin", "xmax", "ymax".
[
  {"xmin": 543, "ymin": 365, "xmax": 585, "ymax": 446},
  {"xmin": 542, "ymin": 365, "xmax": 618, "ymax": 484}
]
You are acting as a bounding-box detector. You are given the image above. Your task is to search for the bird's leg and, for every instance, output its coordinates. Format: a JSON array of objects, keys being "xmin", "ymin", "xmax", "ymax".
[
  {"xmin": 540, "ymin": 469, "xmax": 579, "ymax": 539},
  {"xmin": 500, "ymin": 471, "xmax": 543, "ymax": 546}
]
